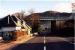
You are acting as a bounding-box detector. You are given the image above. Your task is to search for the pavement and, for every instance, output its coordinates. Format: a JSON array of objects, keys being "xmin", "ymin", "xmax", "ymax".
[
  {"xmin": 0, "ymin": 35, "xmax": 34, "ymax": 50},
  {"xmin": 14, "ymin": 34, "xmax": 34, "ymax": 44}
]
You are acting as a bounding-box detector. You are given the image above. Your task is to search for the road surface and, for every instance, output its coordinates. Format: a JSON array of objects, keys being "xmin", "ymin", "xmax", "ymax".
[{"xmin": 10, "ymin": 36, "xmax": 74, "ymax": 50}]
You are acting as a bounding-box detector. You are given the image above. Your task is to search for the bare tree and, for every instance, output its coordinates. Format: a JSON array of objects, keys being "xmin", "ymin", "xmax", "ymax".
[
  {"xmin": 20, "ymin": 10, "xmax": 25, "ymax": 19},
  {"xmin": 28, "ymin": 8, "xmax": 35, "ymax": 14}
]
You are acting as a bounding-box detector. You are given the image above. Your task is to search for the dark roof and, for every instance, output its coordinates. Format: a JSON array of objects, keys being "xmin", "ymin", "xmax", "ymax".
[
  {"xmin": 0, "ymin": 15, "xmax": 17, "ymax": 27},
  {"xmin": 24, "ymin": 11, "xmax": 73, "ymax": 21},
  {"xmin": 25, "ymin": 11, "xmax": 72, "ymax": 18}
]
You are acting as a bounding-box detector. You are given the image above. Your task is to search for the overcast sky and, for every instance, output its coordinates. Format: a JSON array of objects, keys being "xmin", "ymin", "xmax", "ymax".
[{"xmin": 0, "ymin": 0, "xmax": 73, "ymax": 18}]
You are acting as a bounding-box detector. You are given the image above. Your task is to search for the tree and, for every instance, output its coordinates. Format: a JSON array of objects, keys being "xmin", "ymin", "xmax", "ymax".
[{"xmin": 31, "ymin": 14, "xmax": 40, "ymax": 33}]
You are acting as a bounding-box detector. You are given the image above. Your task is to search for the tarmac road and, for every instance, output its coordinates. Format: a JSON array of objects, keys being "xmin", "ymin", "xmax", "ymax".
[{"xmin": 10, "ymin": 36, "xmax": 74, "ymax": 50}]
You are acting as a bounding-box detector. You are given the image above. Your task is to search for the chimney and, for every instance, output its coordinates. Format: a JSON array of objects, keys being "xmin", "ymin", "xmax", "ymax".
[{"xmin": 8, "ymin": 15, "xmax": 10, "ymax": 24}]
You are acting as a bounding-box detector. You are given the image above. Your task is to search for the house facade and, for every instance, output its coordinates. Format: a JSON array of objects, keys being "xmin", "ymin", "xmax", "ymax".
[{"xmin": 0, "ymin": 15, "xmax": 32, "ymax": 38}]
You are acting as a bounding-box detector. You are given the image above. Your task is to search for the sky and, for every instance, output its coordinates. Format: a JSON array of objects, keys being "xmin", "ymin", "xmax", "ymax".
[{"xmin": 0, "ymin": 0, "xmax": 74, "ymax": 18}]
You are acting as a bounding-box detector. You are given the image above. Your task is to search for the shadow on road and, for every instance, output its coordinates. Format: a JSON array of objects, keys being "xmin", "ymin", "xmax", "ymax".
[
  {"xmin": 46, "ymin": 41, "xmax": 74, "ymax": 50},
  {"xmin": 10, "ymin": 43, "xmax": 44, "ymax": 50}
]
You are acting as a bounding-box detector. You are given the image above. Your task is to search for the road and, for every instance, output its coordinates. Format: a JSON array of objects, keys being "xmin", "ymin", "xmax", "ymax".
[{"xmin": 10, "ymin": 36, "xmax": 74, "ymax": 50}]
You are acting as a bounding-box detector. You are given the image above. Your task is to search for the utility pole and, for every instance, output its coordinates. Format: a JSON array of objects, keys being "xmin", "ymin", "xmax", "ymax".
[
  {"xmin": 72, "ymin": 3, "xmax": 75, "ymax": 15},
  {"xmin": 72, "ymin": 3, "xmax": 75, "ymax": 34}
]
